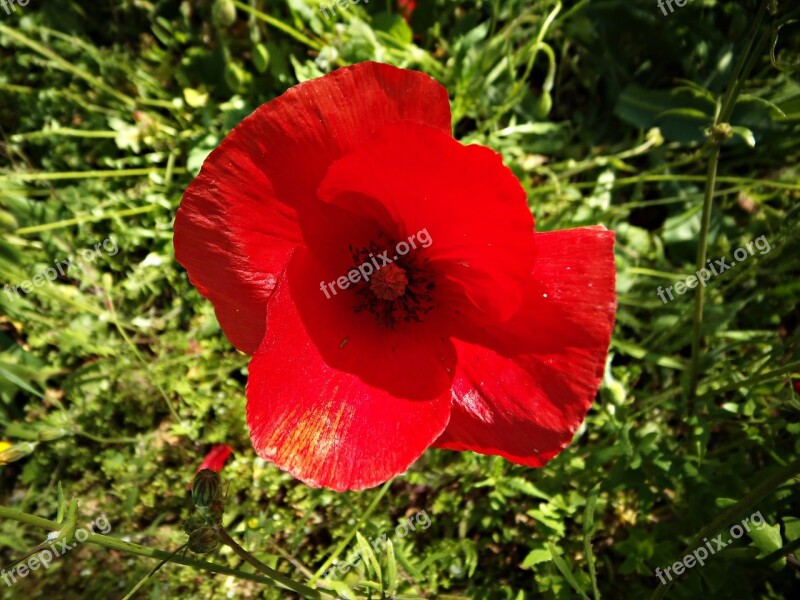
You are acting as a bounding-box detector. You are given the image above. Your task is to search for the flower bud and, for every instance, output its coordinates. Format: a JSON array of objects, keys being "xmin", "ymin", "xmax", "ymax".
[
  {"xmin": 188, "ymin": 527, "xmax": 219, "ymax": 554},
  {"xmin": 224, "ymin": 63, "xmax": 246, "ymax": 93},
  {"xmin": 253, "ymin": 44, "xmax": 270, "ymax": 74},
  {"xmin": 206, "ymin": 497, "xmax": 225, "ymax": 524},
  {"xmin": 535, "ymin": 91, "xmax": 553, "ymax": 120},
  {"xmin": 183, "ymin": 514, "xmax": 208, "ymax": 535},
  {"xmin": 192, "ymin": 469, "xmax": 221, "ymax": 509},
  {"xmin": 0, "ymin": 441, "xmax": 37, "ymax": 465},
  {"xmin": 212, "ymin": 0, "xmax": 236, "ymax": 27}
]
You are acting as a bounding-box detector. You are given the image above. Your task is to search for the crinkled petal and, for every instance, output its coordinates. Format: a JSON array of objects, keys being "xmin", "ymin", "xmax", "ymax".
[
  {"xmin": 246, "ymin": 269, "xmax": 451, "ymax": 491},
  {"xmin": 175, "ymin": 62, "xmax": 452, "ymax": 354},
  {"xmin": 433, "ymin": 227, "xmax": 617, "ymax": 465},
  {"xmin": 287, "ymin": 248, "xmax": 456, "ymax": 400},
  {"xmin": 315, "ymin": 122, "xmax": 535, "ymax": 325}
]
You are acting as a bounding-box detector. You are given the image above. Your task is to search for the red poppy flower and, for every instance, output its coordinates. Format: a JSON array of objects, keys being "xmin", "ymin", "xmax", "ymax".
[
  {"xmin": 397, "ymin": 0, "xmax": 416, "ymax": 20},
  {"xmin": 188, "ymin": 444, "xmax": 233, "ymax": 490},
  {"xmin": 174, "ymin": 62, "xmax": 616, "ymax": 492},
  {"xmin": 197, "ymin": 444, "xmax": 233, "ymax": 473}
]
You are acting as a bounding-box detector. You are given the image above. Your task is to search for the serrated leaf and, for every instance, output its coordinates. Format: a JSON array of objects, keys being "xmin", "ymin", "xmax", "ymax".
[
  {"xmin": 372, "ymin": 12, "xmax": 413, "ymax": 45},
  {"xmin": 394, "ymin": 544, "xmax": 424, "ymax": 581}
]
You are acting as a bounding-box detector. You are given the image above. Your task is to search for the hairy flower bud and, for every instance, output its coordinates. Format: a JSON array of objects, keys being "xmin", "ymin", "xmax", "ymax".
[
  {"xmin": 188, "ymin": 527, "xmax": 219, "ymax": 554},
  {"xmin": 192, "ymin": 469, "xmax": 221, "ymax": 509},
  {"xmin": 183, "ymin": 514, "xmax": 208, "ymax": 535}
]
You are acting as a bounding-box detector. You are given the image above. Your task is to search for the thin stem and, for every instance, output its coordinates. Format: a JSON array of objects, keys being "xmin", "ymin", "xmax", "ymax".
[
  {"xmin": 685, "ymin": 0, "xmax": 772, "ymax": 405},
  {"xmin": 309, "ymin": 479, "xmax": 392, "ymax": 584},
  {"xmin": 215, "ymin": 525, "xmax": 334, "ymax": 599},
  {"xmin": 685, "ymin": 143, "xmax": 721, "ymax": 401},
  {"xmin": 0, "ymin": 23, "xmax": 136, "ymax": 107},
  {"xmin": 122, "ymin": 542, "xmax": 189, "ymax": 600},
  {"xmin": 0, "ymin": 506, "xmax": 314, "ymax": 589},
  {"xmin": 232, "ymin": 1, "xmax": 323, "ymax": 50},
  {"xmin": 529, "ymin": 173, "xmax": 800, "ymax": 195},
  {"xmin": 10, "ymin": 129, "xmax": 118, "ymax": 141},
  {"xmin": 758, "ymin": 537, "xmax": 800, "ymax": 566},
  {"xmin": 104, "ymin": 292, "xmax": 182, "ymax": 422},
  {"xmin": 0, "ymin": 167, "xmax": 185, "ymax": 183},
  {"xmin": 13, "ymin": 205, "xmax": 163, "ymax": 236}
]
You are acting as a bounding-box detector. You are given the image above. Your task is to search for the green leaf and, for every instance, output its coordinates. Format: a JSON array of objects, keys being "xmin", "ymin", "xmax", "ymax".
[
  {"xmin": 252, "ymin": 43, "xmax": 270, "ymax": 74},
  {"xmin": 615, "ymin": 84, "xmax": 715, "ymax": 143},
  {"xmin": 736, "ymin": 94, "xmax": 787, "ymax": 118},
  {"xmin": 385, "ymin": 539, "xmax": 397, "ymax": 596},
  {"xmin": 0, "ymin": 363, "xmax": 44, "ymax": 399},
  {"xmin": 56, "ymin": 482, "xmax": 66, "ymax": 523},
  {"xmin": 372, "ymin": 12, "xmax": 413, "ymax": 45},
  {"xmin": 327, "ymin": 581, "xmax": 357, "ymax": 600},
  {"xmin": 749, "ymin": 522, "xmax": 785, "ymax": 569},
  {"xmin": 355, "ymin": 532, "xmax": 381, "ymax": 581},
  {"xmin": 546, "ymin": 542, "xmax": 590, "ymax": 600},
  {"xmin": 521, "ymin": 547, "xmax": 552, "ymax": 569},
  {"xmin": 731, "ymin": 125, "xmax": 756, "ymax": 147},
  {"xmin": 583, "ymin": 485, "xmax": 601, "ymax": 600}
]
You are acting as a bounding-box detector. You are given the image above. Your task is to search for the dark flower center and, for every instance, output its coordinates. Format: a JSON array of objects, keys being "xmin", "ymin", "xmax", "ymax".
[
  {"xmin": 370, "ymin": 263, "xmax": 408, "ymax": 301},
  {"xmin": 350, "ymin": 235, "xmax": 436, "ymax": 328}
]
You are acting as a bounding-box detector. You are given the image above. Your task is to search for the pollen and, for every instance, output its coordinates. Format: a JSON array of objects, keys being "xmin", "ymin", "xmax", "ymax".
[
  {"xmin": 370, "ymin": 263, "xmax": 408, "ymax": 301},
  {"xmin": 350, "ymin": 236, "xmax": 436, "ymax": 328}
]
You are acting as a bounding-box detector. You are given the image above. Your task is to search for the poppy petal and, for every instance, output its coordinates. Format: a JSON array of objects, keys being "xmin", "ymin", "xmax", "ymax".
[
  {"xmin": 287, "ymin": 247, "xmax": 456, "ymax": 400},
  {"xmin": 246, "ymin": 268, "xmax": 452, "ymax": 491},
  {"xmin": 316, "ymin": 122, "xmax": 535, "ymax": 324},
  {"xmin": 196, "ymin": 444, "xmax": 233, "ymax": 473},
  {"xmin": 174, "ymin": 62, "xmax": 452, "ymax": 354},
  {"xmin": 433, "ymin": 226, "xmax": 616, "ymax": 465}
]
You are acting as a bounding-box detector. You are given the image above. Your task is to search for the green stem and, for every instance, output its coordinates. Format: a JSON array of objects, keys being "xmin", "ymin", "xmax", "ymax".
[
  {"xmin": 0, "ymin": 23, "xmax": 136, "ymax": 107},
  {"xmin": 685, "ymin": 0, "xmax": 772, "ymax": 405},
  {"xmin": 758, "ymin": 537, "xmax": 800, "ymax": 566},
  {"xmin": 309, "ymin": 480, "xmax": 392, "ymax": 584},
  {"xmin": 10, "ymin": 129, "xmax": 118, "ymax": 142},
  {"xmin": 685, "ymin": 143, "xmax": 721, "ymax": 402},
  {"xmin": 13, "ymin": 205, "xmax": 163, "ymax": 236},
  {"xmin": 529, "ymin": 173, "xmax": 800, "ymax": 195},
  {"xmin": 232, "ymin": 1, "xmax": 323, "ymax": 50},
  {"xmin": 103, "ymin": 292, "xmax": 182, "ymax": 423},
  {"xmin": 0, "ymin": 167, "xmax": 185, "ymax": 183},
  {"xmin": 0, "ymin": 506, "xmax": 320, "ymax": 591},
  {"xmin": 215, "ymin": 526, "xmax": 334, "ymax": 599},
  {"xmin": 121, "ymin": 542, "xmax": 189, "ymax": 600}
]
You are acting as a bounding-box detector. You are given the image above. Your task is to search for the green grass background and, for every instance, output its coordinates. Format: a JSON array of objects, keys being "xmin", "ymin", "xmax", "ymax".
[{"xmin": 0, "ymin": 0, "xmax": 799, "ymax": 598}]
